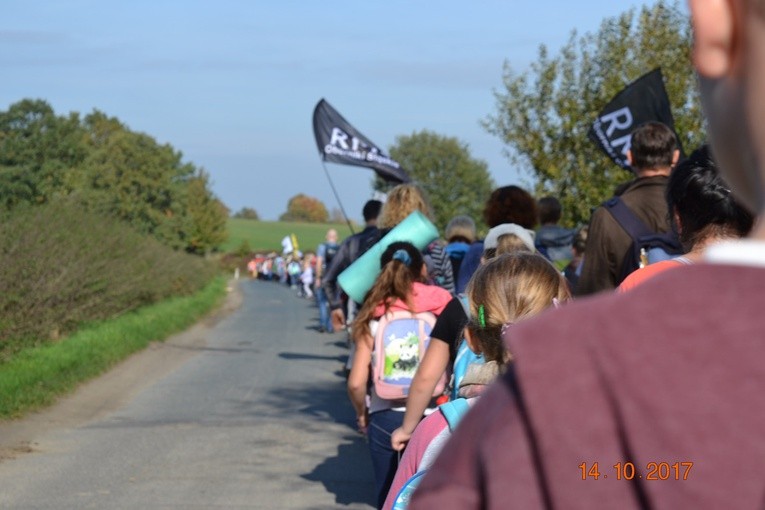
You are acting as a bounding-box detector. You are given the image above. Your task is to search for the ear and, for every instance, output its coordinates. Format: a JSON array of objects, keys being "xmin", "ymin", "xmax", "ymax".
[
  {"xmin": 464, "ymin": 328, "xmax": 482, "ymax": 355},
  {"xmin": 671, "ymin": 149, "xmax": 680, "ymax": 166},
  {"xmin": 689, "ymin": 0, "xmax": 736, "ymax": 77},
  {"xmin": 673, "ymin": 206, "xmax": 683, "ymax": 236},
  {"xmin": 626, "ymin": 149, "xmax": 633, "ymax": 167}
]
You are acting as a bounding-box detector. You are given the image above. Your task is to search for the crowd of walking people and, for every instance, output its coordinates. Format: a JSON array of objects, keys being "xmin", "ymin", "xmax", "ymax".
[{"xmin": 252, "ymin": 4, "xmax": 765, "ymax": 506}]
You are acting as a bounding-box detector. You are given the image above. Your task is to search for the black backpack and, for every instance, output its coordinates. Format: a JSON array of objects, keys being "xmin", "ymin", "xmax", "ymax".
[
  {"xmin": 323, "ymin": 243, "xmax": 339, "ymax": 268},
  {"xmin": 604, "ymin": 197, "xmax": 683, "ymax": 284}
]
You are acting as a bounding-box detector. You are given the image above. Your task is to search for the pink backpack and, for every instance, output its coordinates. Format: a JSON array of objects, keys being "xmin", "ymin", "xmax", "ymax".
[{"xmin": 371, "ymin": 309, "xmax": 447, "ymax": 400}]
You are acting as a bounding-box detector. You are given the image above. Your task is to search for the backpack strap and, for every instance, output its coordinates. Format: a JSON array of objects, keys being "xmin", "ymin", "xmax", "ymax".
[
  {"xmin": 603, "ymin": 197, "xmax": 653, "ymax": 241},
  {"xmin": 439, "ymin": 398, "xmax": 471, "ymax": 430}
]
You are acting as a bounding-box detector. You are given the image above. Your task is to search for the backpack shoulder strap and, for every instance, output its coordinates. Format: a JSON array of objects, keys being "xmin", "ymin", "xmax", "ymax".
[
  {"xmin": 603, "ymin": 197, "xmax": 653, "ymax": 240},
  {"xmin": 439, "ymin": 398, "xmax": 471, "ymax": 430}
]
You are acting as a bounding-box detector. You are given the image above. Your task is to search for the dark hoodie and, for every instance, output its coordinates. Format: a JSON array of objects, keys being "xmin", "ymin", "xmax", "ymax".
[{"xmin": 535, "ymin": 224, "xmax": 575, "ymax": 266}]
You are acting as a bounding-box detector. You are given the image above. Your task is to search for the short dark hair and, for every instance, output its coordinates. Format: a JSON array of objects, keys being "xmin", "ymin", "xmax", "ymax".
[
  {"xmin": 362, "ymin": 200, "xmax": 383, "ymax": 221},
  {"xmin": 537, "ymin": 196, "xmax": 562, "ymax": 224},
  {"xmin": 630, "ymin": 122, "xmax": 679, "ymax": 171}
]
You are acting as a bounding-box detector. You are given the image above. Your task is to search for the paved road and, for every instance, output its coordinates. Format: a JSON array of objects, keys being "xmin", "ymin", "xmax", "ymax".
[{"xmin": 0, "ymin": 279, "xmax": 376, "ymax": 509}]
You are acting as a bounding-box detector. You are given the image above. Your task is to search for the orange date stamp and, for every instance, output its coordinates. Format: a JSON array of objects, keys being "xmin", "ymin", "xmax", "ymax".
[{"xmin": 579, "ymin": 461, "xmax": 693, "ymax": 481}]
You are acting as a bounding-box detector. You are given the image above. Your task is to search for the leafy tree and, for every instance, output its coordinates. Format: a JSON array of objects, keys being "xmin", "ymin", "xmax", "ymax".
[
  {"xmin": 0, "ymin": 99, "xmax": 87, "ymax": 209},
  {"xmin": 0, "ymin": 100, "xmax": 229, "ymax": 254},
  {"xmin": 233, "ymin": 207, "xmax": 259, "ymax": 220},
  {"xmin": 383, "ymin": 130, "xmax": 495, "ymax": 232},
  {"xmin": 483, "ymin": 0, "xmax": 704, "ymax": 226},
  {"xmin": 186, "ymin": 170, "xmax": 229, "ymax": 256},
  {"xmin": 279, "ymin": 194, "xmax": 329, "ymax": 223},
  {"xmin": 79, "ymin": 111, "xmax": 195, "ymax": 249}
]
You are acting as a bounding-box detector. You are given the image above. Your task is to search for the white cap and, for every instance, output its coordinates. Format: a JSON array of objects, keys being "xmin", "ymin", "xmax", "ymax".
[{"xmin": 483, "ymin": 223, "xmax": 536, "ymax": 252}]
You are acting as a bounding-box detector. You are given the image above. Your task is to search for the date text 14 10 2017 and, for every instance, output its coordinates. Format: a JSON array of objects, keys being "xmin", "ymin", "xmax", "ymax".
[{"xmin": 579, "ymin": 461, "xmax": 693, "ymax": 481}]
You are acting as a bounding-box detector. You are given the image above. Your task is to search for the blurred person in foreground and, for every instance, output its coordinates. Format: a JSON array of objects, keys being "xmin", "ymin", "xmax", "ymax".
[{"xmin": 410, "ymin": 1, "xmax": 765, "ymax": 508}]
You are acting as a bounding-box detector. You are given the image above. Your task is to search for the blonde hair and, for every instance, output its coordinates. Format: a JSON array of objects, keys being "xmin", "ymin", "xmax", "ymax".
[
  {"xmin": 378, "ymin": 183, "xmax": 433, "ymax": 229},
  {"xmin": 445, "ymin": 215, "xmax": 476, "ymax": 243},
  {"xmin": 465, "ymin": 253, "xmax": 571, "ymax": 364}
]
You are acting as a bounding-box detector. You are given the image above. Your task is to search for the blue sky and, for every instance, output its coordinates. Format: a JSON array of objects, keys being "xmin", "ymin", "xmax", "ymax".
[{"xmin": 2, "ymin": 0, "xmax": 671, "ymax": 222}]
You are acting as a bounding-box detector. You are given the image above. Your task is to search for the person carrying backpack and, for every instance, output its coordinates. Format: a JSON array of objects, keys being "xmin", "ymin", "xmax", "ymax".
[
  {"xmin": 347, "ymin": 241, "xmax": 452, "ymax": 510},
  {"xmin": 323, "ymin": 199, "xmax": 383, "ymax": 330},
  {"xmin": 383, "ymin": 253, "xmax": 571, "ymax": 510},
  {"xmin": 577, "ymin": 121, "xmax": 680, "ymax": 295},
  {"xmin": 315, "ymin": 228, "xmax": 340, "ymax": 333}
]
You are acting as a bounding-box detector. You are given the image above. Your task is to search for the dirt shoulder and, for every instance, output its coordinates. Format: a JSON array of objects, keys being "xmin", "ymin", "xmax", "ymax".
[{"xmin": 0, "ymin": 279, "xmax": 243, "ymax": 462}]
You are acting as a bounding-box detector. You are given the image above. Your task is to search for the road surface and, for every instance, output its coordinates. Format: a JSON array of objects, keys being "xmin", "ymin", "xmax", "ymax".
[{"xmin": 0, "ymin": 278, "xmax": 375, "ymax": 509}]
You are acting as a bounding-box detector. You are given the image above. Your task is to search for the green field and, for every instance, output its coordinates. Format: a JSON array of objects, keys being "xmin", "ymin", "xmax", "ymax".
[{"xmin": 222, "ymin": 218, "xmax": 357, "ymax": 253}]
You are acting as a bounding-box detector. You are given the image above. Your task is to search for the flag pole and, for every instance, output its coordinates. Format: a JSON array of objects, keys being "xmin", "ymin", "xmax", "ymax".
[{"xmin": 322, "ymin": 161, "xmax": 355, "ymax": 235}]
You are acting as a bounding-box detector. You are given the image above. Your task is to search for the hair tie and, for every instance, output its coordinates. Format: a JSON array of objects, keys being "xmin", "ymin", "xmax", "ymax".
[
  {"xmin": 478, "ymin": 304, "xmax": 486, "ymax": 328},
  {"xmin": 392, "ymin": 249, "xmax": 412, "ymax": 266}
]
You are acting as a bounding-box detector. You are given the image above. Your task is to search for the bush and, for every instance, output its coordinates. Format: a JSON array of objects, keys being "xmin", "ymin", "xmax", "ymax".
[{"xmin": 0, "ymin": 199, "xmax": 217, "ymax": 360}]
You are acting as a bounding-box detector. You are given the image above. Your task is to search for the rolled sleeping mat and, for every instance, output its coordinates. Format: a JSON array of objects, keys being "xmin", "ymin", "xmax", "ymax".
[{"xmin": 338, "ymin": 210, "xmax": 439, "ymax": 304}]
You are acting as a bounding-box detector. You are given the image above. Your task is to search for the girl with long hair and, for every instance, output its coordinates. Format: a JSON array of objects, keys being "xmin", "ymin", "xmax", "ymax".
[{"xmin": 347, "ymin": 241, "xmax": 452, "ymax": 509}]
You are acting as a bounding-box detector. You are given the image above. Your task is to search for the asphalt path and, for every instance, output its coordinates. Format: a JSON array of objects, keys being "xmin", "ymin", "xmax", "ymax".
[{"xmin": 0, "ymin": 278, "xmax": 376, "ymax": 509}]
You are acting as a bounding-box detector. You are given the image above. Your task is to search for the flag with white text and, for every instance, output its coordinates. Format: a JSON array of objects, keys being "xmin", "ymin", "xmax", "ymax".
[
  {"xmin": 313, "ymin": 99, "xmax": 410, "ymax": 183},
  {"xmin": 588, "ymin": 69, "xmax": 680, "ymax": 170}
]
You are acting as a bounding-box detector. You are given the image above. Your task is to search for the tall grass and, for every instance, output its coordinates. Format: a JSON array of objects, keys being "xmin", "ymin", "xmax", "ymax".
[{"xmin": 0, "ymin": 276, "xmax": 227, "ymax": 418}]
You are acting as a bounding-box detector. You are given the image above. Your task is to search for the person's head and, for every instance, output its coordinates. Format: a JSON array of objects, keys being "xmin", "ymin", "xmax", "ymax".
[
  {"xmin": 326, "ymin": 228, "xmax": 338, "ymax": 244},
  {"xmin": 464, "ymin": 253, "xmax": 571, "ymax": 364},
  {"xmin": 483, "ymin": 185, "xmax": 538, "ymax": 229},
  {"xmin": 690, "ymin": 0, "xmax": 765, "ymax": 216},
  {"xmin": 445, "ymin": 215, "xmax": 477, "ymax": 244},
  {"xmin": 352, "ymin": 241, "xmax": 424, "ymax": 340},
  {"xmin": 378, "ymin": 183, "xmax": 433, "ymax": 229},
  {"xmin": 482, "ymin": 223, "xmax": 536, "ymax": 260},
  {"xmin": 666, "ymin": 144, "xmax": 754, "ymax": 251},
  {"xmin": 538, "ymin": 196, "xmax": 562, "ymax": 225},
  {"xmin": 363, "ymin": 199, "xmax": 383, "ymax": 224},
  {"xmin": 627, "ymin": 121, "xmax": 680, "ymax": 175}
]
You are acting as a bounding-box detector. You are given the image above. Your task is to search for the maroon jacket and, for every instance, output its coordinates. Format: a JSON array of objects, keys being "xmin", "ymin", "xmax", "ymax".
[{"xmin": 410, "ymin": 263, "xmax": 765, "ymax": 509}]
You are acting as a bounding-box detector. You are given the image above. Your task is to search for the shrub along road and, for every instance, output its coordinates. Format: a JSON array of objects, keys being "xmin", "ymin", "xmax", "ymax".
[{"xmin": 0, "ymin": 279, "xmax": 375, "ymax": 509}]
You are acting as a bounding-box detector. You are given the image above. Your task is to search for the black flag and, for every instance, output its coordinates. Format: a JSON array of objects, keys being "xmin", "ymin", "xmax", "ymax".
[
  {"xmin": 588, "ymin": 69, "xmax": 680, "ymax": 170},
  {"xmin": 313, "ymin": 99, "xmax": 410, "ymax": 183}
]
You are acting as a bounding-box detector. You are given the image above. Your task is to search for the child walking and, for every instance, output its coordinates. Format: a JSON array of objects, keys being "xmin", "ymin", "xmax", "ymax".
[
  {"xmin": 347, "ymin": 241, "xmax": 452, "ymax": 509},
  {"xmin": 384, "ymin": 253, "xmax": 571, "ymax": 509}
]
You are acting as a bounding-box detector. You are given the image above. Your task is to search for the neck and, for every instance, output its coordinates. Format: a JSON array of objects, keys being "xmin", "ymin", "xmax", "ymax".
[
  {"xmin": 748, "ymin": 218, "xmax": 765, "ymax": 241},
  {"xmin": 635, "ymin": 167, "xmax": 672, "ymax": 178}
]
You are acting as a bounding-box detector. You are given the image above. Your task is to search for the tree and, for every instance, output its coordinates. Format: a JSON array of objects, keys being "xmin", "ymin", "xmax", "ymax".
[
  {"xmin": 79, "ymin": 111, "xmax": 195, "ymax": 250},
  {"xmin": 233, "ymin": 207, "xmax": 259, "ymax": 220},
  {"xmin": 483, "ymin": 0, "xmax": 704, "ymax": 226},
  {"xmin": 279, "ymin": 194, "xmax": 329, "ymax": 223},
  {"xmin": 186, "ymin": 170, "xmax": 229, "ymax": 256},
  {"xmin": 0, "ymin": 99, "xmax": 87, "ymax": 210},
  {"xmin": 383, "ymin": 130, "xmax": 495, "ymax": 232},
  {"xmin": 0, "ymin": 100, "xmax": 227, "ymax": 254}
]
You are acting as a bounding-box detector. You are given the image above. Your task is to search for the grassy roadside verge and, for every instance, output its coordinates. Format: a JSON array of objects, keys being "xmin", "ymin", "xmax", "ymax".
[{"xmin": 0, "ymin": 276, "xmax": 229, "ymax": 419}]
